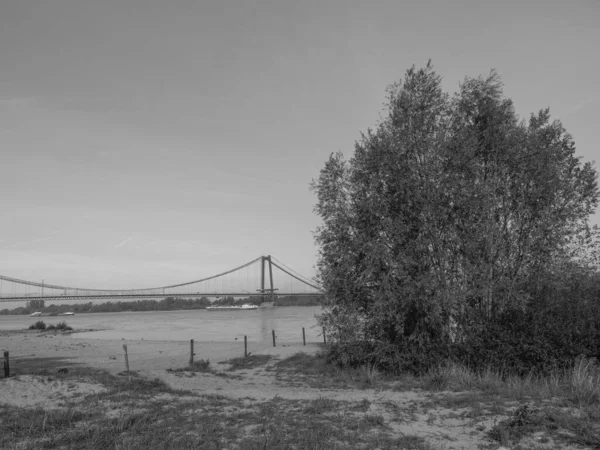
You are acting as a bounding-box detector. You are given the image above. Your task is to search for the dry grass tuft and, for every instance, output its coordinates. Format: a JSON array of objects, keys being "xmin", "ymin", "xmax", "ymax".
[
  {"xmin": 425, "ymin": 357, "xmax": 600, "ymax": 407},
  {"xmin": 569, "ymin": 357, "xmax": 600, "ymax": 406}
]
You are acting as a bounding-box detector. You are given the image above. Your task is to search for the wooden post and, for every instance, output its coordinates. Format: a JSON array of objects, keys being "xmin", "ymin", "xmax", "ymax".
[
  {"xmin": 272, "ymin": 330, "xmax": 276, "ymax": 347},
  {"xmin": 3, "ymin": 351, "xmax": 9, "ymax": 378},
  {"xmin": 244, "ymin": 335, "xmax": 248, "ymax": 357},
  {"xmin": 323, "ymin": 327, "xmax": 326, "ymax": 344},
  {"xmin": 122, "ymin": 344, "xmax": 130, "ymax": 373},
  {"xmin": 189, "ymin": 339, "xmax": 194, "ymax": 366},
  {"xmin": 302, "ymin": 327, "xmax": 306, "ymax": 346}
]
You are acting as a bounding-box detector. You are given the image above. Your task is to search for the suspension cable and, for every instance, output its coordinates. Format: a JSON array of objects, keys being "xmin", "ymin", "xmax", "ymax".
[
  {"xmin": 269, "ymin": 260, "xmax": 322, "ymax": 291},
  {"xmin": 0, "ymin": 256, "xmax": 263, "ymax": 293},
  {"xmin": 271, "ymin": 256, "xmax": 319, "ymax": 285}
]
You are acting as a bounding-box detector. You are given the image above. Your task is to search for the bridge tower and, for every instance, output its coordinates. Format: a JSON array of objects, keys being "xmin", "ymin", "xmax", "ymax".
[{"xmin": 259, "ymin": 255, "xmax": 277, "ymax": 303}]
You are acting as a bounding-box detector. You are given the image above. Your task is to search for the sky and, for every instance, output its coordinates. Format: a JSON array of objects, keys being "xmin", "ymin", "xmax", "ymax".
[{"xmin": 1, "ymin": 0, "xmax": 599, "ymax": 290}]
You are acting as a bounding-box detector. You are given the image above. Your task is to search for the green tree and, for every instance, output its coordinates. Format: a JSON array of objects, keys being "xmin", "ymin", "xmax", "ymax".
[
  {"xmin": 27, "ymin": 299, "xmax": 45, "ymax": 310},
  {"xmin": 311, "ymin": 62, "xmax": 599, "ymax": 373}
]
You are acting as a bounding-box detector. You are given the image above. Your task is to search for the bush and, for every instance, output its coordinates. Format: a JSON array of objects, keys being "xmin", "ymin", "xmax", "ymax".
[
  {"xmin": 39, "ymin": 321, "xmax": 72, "ymax": 332},
  {"xmin": 450, "ymin": 274, "xmax": 600, "ymax": 376},
  {"xmin": 189, "ymin": 359, "xmax": 210, "ymax": 372},
  {"xmin": 326, "ymin": 341, "xmax": 376, "ymax": 369},
  {"xmin": 321, "ymin": 274, "xmax": 600, "ymax": 377},
  {"xmin": 55, "ymin": 321, "xmax": 72, "ymax": 331},
  {"xmin": 29, "ymin": 320, "xmax": 46, "ymax": 330}
]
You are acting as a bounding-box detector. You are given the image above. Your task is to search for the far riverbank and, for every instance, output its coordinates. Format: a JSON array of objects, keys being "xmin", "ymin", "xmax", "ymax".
[{"xmin": 0, "ymin": 295, "xmax": 323, "ymax": 316}]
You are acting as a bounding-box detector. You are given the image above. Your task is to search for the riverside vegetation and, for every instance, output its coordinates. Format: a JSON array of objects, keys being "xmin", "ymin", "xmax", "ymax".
[
  {"xmin": 0, "ymin": 295, "xmax": 323, "ymax": 316},
  {"xmin": 28, "ymin": 320, "xmax": 73, "ymax": 331},
  {"xmin": 311, "ymin": 62, "xmax": 600, "ymax": 376}
]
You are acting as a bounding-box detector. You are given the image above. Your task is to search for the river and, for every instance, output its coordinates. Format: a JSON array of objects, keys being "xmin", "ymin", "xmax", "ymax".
[{"xmin": 0, "ymin": 306, "xmax": 324, "ymax": 344}]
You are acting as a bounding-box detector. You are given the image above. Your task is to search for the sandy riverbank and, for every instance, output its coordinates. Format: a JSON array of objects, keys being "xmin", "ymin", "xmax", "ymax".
[
  {"xmin": 3, "ymin": 328, "xmax": 579, "ymax": 449},
  {"xmin": 0, "ymin": 328, "xmax": 320, "ymax": 377}
]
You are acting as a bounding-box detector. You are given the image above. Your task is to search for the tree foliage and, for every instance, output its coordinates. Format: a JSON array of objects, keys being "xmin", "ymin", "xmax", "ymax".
[
  {"xmin": 27, "ymin": 299, "xmax": 45, "ymax": 310},
  {"xmin": 312, "ymin": 62, "xmax": 599, "ymax": 373}
]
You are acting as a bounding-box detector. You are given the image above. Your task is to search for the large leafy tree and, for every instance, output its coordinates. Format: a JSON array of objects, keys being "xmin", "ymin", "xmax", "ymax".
[
  {"xmin": 27, "ymin": 299, "xmax": 45, "ymax": 310},
  {"xmin": 311, "ymin": 62, "xmax": 599, "ymax": 371}
]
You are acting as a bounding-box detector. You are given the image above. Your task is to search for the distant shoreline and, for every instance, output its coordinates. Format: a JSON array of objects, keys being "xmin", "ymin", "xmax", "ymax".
[
  {"xmin": 0, "ymin": 304, "xmax": 322, "ymax": 316},
  {"xmin": 1, "ymin": 295, "xmax": 323, "ymax": 316}
]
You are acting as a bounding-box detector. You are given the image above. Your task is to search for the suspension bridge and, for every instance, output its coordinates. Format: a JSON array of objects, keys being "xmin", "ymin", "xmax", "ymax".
[{"xmin": 0, "ymin": 255, "xmax": 322, "ymax": 303}]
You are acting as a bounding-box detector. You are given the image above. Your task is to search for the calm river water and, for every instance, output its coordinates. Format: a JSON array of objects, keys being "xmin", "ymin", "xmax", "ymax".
[{"xmin": 0, "ymin": 306, "xmax": 323, "ymax": 344}]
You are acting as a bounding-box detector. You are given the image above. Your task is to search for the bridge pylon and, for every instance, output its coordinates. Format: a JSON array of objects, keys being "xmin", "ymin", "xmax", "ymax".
[{"xmin": 260, "ymin": 255, "xmax": 276, "ymax": 303}]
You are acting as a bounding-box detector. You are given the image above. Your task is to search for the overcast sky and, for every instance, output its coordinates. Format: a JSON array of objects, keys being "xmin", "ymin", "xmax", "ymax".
[{"xmin": 1, "ymin": 0, "xmax": 599, "ymax": 289}]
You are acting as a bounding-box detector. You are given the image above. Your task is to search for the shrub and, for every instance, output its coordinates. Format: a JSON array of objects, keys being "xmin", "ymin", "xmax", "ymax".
[
  {"xmin": 29, "ymin": 320, "xmax": 46, "ymax": 330},
  {"xmin": 55, "ymin": 321, "xmax": 73, "ymax": 331},
  {"xmin": 189, "ymin": 359, "xmax": 211, "ymax": 372},
  {"xmin": 224, "ymin": 355, "xmax": 271, "ymax": 371},
  {"xmin": 450, "ymin": 276, "xmax": 600, "ymax": 376},
  {"xmin": 569, "ymin": 357, "xmax": 600, "ymax": 406},
  {"xmin": 43, "ymin": 321, "xmax": 72, "ymax": 331}
]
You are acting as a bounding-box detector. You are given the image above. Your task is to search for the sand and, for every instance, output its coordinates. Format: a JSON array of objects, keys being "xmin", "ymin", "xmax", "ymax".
[
  {"xmin": 0, "ymin": 329, "xmax": 513, "ymax": 449},
  {"xmin": 0, "ymin": 329, "xmax": 321, "ymax": 408},
  {"xmin": 0, "ymin": 374, "xmax": 107, "ymax": 408},
  {"xmin": 0, "ymin": 329, "xmax": 318, "ymax": 376}
]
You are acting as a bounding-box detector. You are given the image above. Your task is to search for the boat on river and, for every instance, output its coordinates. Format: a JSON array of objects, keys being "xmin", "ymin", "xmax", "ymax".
[
  {"xmin": 30, "ymin": 311, "xmax": 42, "ymax": 317},
  {"xmin": 206, "ymin": 304, "xmax": 258, "ymax": 311}
]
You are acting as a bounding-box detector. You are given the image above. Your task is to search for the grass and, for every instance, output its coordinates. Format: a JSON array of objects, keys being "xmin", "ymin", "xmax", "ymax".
[
  {"xmin": 423, "ymin": 358, "xmax": 600, "ymax": 406},
  {"xmin": 167, "ymin": 358, "xmax": 212, "ymax": 374},
  {"xmin": 274, "ymin": 352, "xmax": 600, "ymax": 448},
  {"xmin": 421, "ymin": 357, "xmax": 600, "ymax": 448},
  {"xmin": 570, "ymin": 356, "xmax": 600, "ymax": 406},
  {"xmin": 167, "ymin": 359, "xmax": 249, "ymax": 381},
  {"xmin": 0, "ymin": 365, "xmax": 436, "ymax": 450},
  {"xmin": 272, "ymin": 351, "xmax": 417, "ymax": 390},
  {"xmin": 167, "ymin": 355, "xmax": 273, "ymax": 377},
  {"xmin": 4, "ymin": 352, "xmax": 600, "ymax": 449},
  {"xmin": 7, "ymin": 356, "xmax": 79, "ymax": 376},
  {"xmin": 489, "ymin": 404, "xmax": 600, "ymax": 448},
  {"xmin": 221, "ymin": 354, "xmax": 272, "ymax": 371}
]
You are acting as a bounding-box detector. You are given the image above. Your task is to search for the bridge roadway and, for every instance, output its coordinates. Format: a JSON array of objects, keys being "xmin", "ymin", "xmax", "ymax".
[{"xmin": 0, "ymin": 292, "xmax": 320, "ymax": 302}]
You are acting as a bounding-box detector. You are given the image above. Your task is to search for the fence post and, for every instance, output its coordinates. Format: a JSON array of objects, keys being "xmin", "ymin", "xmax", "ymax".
[
  {"xmin": 189, "ymin": 339, "xmax": 194, "ymax": 366},
  {"xmin": 244, "ymin": 335, "xmax": 248, "ymax": 357},
  {"xmin": 3, "ymin": 351, "xmax": 9, "ymax": 378},
  {"xmin": 272, "ymin": 330, "xmax": 276, "ymax": 347},
  {"xmin": 122, "ymin": 344, "xmax": 130, "ymax": 373},
  {"xmin": 323, "ymin": 327, "xmax": 326, "ymax": 344},
  {"xmin": 302, "ymin": 327, "xmax": 306, "ymax": 346}
]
